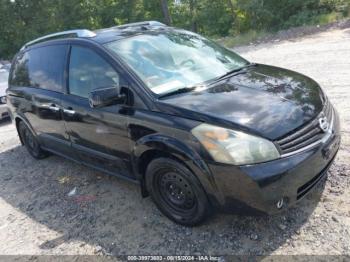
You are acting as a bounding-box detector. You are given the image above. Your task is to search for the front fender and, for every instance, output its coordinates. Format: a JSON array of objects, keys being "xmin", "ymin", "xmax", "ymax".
[{"xmin": 132, "ymin": 134, "xmax": 225, "ymax": 206}]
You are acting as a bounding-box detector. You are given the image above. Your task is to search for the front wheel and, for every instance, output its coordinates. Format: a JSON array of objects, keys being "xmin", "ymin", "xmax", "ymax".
[
  {"xmin": 18, "ymin": 121, "xmax": 49, "ymax": 159},
  {"xmin": 146, "ymin": 157, "xmax": 210, "ymax": 226}
]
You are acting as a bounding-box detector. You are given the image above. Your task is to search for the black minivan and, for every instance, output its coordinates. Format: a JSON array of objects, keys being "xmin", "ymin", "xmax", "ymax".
[{"xmin": 7, "ymin": 21, "xmax": 340, "ymax": 226}]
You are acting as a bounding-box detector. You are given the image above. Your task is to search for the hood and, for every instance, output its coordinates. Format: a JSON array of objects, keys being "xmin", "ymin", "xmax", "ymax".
[{"xmin": 157, "ymin": 64, "xmax": 325, "ymax": 140}]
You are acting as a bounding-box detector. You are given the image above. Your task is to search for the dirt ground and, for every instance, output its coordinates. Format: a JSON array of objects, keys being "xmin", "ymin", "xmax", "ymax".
[{"xmin": 0, "ymin": 26, "xmax": 349, "ymax": 256}]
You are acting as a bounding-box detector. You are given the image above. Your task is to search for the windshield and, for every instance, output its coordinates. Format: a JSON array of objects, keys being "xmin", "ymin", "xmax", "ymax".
[
  {"xmin": 0, "ymin": 70, "xmax": 9, "ymax": 83},
  {"xmin": 105, "ymin": 30, "xmax": 249, "ymax": 95}
]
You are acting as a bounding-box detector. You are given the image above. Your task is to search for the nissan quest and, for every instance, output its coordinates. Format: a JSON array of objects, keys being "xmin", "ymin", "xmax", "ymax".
[{"xmin": 6, "ymin": 21, "xmax": 341, "ymax": 226}]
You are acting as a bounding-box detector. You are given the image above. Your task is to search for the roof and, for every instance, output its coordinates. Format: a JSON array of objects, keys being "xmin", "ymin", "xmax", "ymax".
[{"xmin": 21, "ymin": 21, "xmax": 170, "ymax": 50}]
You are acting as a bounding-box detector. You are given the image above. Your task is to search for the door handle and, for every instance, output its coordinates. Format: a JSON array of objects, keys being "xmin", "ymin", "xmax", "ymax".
[
  {"xmin": 48, "ymin": 105, "xmax": 60, "ymax": 112},
  {"xmin": 63, "ymin": 108, "xmax": 76, "ymax": 115}
]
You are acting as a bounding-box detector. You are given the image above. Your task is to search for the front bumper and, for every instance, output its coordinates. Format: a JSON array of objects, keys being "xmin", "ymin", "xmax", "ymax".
[
  {"xmin": 0, "ymin": 104, "xmax": 9, "ymax": 120},
  {"xmin": 208, "ymin": 110, "xmax": 341, "ymax": 214}
]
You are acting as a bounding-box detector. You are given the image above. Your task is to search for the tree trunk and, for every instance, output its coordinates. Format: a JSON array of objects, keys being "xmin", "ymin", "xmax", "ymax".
[
  {"xmin": 227, "ymin": 0, "xmax": 235, "ymax": 21},
  {"xmin": 189, "ymin": 0, "xmax": 197, "ymax": 32},
  {"xmin": 160, "ymin": 0, "xmax": 172, "ymax": 25},
  {"xmin": 227, "ymin": 0, "xmax": 238, "ymax": 32}
]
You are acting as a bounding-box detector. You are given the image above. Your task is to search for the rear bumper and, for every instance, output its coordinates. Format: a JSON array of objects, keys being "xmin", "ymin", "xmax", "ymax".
[{"xmin": 208, "ymin": 110, "xmax": 341, "ymax": 214}]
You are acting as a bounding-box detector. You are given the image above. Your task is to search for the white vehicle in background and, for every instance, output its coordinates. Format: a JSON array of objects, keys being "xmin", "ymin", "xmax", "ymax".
[
  {"xmin": 0, "ymin": 62, "xmax": 11, "ymax": 71},
  {"xmin": 0, "ymin": 68, "xmax": 10, "ymax": 120}
]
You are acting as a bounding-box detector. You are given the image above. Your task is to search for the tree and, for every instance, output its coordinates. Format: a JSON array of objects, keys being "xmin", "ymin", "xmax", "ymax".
[
  {"xmin": 0, "ymin": 0, "xmax": 348, "ymax": 59},
  {"xmin": 160, "ymin": 0, "xmax": 172, "ymax": 25}
]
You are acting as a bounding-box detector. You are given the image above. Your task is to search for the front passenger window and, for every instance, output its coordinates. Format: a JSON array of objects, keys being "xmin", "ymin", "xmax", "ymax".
[{"xmin": 69, "ymin": 46, "xmax": 120, "ymax": 98}]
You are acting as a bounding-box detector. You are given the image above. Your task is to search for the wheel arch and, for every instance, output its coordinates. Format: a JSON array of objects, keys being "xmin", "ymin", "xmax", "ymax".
[
  {"xmin": 15, "ymin": 117, "xmax": 23, "ymax": 144},
  {"xmin": 15, "ymin": 116, "xmax": 26, "ymax": 146},
  {"xmin": 14, "ymin": 116, "xmax": 36, "ymax": 145},
  {"xmin": 132, "ymin": 134, "xmax": 224, "ymax": 205}
]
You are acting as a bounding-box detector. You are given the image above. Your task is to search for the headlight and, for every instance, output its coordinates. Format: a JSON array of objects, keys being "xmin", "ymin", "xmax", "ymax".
[{"xmin": 191, "ymin": 123, "xmax": 280, "ymax": 165}]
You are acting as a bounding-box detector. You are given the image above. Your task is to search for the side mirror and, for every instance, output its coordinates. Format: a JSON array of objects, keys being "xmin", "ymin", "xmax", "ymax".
[{"xmin": 89, "ymin": 86, "xmax": 126, "ymax": 108}]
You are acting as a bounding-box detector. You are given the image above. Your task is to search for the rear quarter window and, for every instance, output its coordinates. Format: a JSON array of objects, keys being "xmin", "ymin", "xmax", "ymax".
[
  {"xmin": 10, "ymin": 52, "xmax": 30, "ymax": 87},
  {"xmin": 10, "ymin": 44, "xmax": 67, "ymax": 92}
]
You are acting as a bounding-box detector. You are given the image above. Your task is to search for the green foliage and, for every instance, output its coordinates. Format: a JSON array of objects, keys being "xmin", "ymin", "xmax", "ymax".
[
  {"xmin": 219, "ymin": 29, "xmax": 268, "ymax": 47},
  {"xmin": 0, "ymin": 0, "xmax": 349, "ymax": 59},
  {"xmin": 234, "ymin": 0, "xmax": 349, "ymax": 31}
]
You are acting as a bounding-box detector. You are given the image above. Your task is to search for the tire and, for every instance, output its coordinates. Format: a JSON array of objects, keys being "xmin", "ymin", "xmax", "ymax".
[
  {"xmin": 18, "ymin": 121, "xmax": 49, "ymax": 159},
  {"xmin": 146, "ymin": 157, "xmax": 210, "ymax": 226}
]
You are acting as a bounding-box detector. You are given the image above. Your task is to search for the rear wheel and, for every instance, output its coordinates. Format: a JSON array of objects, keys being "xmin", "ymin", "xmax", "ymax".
[
  {"xmin": 18, "ymin": 121, "xmax": 49, "ymax": 159},
  {"xmin": 146, "ymin": 157, "xmax": 210, "ymax": 226}
]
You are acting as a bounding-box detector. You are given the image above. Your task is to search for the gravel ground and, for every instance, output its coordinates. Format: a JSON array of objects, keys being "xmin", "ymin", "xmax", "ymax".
[{"xmin": 0, "ymin": 26, "xmax": 350, "ymax": 256}]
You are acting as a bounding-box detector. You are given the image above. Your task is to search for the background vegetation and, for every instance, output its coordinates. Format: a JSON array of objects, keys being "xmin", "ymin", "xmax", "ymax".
[{"xmin": 0, "ymin": 0, "xmax": 349, "ymax": 59}]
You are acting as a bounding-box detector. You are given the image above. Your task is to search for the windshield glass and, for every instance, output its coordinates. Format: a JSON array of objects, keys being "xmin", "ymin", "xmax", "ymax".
[
  {"xmin": 0, "ymin": 70, "xmax": 9, "ymax": 83},
  {"xmin": 105, "ymin": 30, "xmax": 249, "ymax": 95}
]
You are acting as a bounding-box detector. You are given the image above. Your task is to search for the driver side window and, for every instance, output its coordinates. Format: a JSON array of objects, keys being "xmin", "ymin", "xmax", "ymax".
[{"xmin": 69, "ymin": 46, "xmax": 120, "ymax": 98}]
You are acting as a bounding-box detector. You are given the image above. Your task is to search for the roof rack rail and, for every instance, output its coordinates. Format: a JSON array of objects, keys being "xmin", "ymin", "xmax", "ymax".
[
  {"xmin": 114, "ymin": 21, "xmax": 166, "ymax": 30},
  {"xmin": 20, "ymin": 29, "xmax": 96, "ymax": 50}
]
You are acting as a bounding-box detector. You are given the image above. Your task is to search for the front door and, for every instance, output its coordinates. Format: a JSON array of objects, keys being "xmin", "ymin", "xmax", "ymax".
[{"xmin": 61, "ymin": 45, "xmax": 132, "ymax": 177}]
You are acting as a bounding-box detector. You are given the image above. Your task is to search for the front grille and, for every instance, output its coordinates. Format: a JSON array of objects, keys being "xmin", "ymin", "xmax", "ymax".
[{"xmin": 276, "ymin": 100, "xmax": 333, "ymax": 155}]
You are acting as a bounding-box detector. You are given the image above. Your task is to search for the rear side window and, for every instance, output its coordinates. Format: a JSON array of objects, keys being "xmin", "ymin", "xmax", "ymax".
[
  {"xmin": 68, "ymin": 46, "xmax": 120, "ymax": 98},
  {"xmin": 10, "ymin": 45, "xmax": 67, "ymax": 92},
  {"xmin": 10, "ymin": 52, "xmax": 30, "ymax": 87}
]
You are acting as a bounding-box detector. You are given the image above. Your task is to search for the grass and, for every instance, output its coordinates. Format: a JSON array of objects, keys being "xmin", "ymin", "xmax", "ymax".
[
  {"xmin": 217, "ymin": 11, "xmax": 349, "ymax": 48},
  {"xmin": 217, "ymin": 30, "xmax": 270, "ymax": 48},
  {"xmin": 311, "ymin": 11, "xmax": 345, "ymax": 25}
]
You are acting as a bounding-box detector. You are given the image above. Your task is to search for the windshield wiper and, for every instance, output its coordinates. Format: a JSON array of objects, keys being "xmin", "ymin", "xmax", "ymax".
[
  {"xmin": 158, "ymin": 86, "xmax": 196, "ymax": 99},
  {"xmin": 158, "ymin": 63, "xmax": 257, "ymax": 99},
  {"xmin": 211, "ymin": 63, "xmax": 257, "ymax": 83}
]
